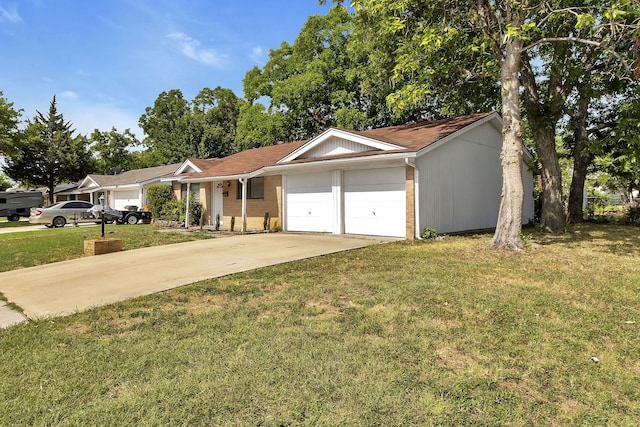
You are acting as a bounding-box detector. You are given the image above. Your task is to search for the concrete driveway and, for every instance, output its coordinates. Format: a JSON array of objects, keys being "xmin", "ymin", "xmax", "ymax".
[{"xmin": 0, "ymin": 233, "xmax": 392, "ymax": 326}]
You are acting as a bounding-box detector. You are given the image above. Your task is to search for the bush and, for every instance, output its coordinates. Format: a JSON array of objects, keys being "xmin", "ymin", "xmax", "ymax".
[
  {"xmin": 422, "ymin": 227, "xmax": 438, "ymax": 240},
  {"xmin": 188, "ymin": 198, "xmax": 203, "ymax": 226},
  {"xmin": 627, "ymin": 203, "xmax": 640, "ymax": 225},
  {"xmin": 147, "ymin": 185, "xmax": 173, "ymax": 219}
]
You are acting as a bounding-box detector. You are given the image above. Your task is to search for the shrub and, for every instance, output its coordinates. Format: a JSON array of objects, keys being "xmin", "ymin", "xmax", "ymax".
[
  {"xmin": 215, "ymin": 213, "xmax": 221, "ymax": 231},
  {"xmin": 188, "ymin": 198, "xmax": 203, "ymax": 226},
  {"xmin": 422, "ymin": 227, "xmax": 438, "ymax": 240},
  {"xmin": 627, "ymin": 203, "xmax": 640, "ymax": 225},
  {"xmin": 147, "ymin": 185, "xmax": 173, "ymax": 219},
  {"xmin": 263, "ymin": 212, "xmax": 270, "ymax": 231},
  {"xmin": 270, "ymin": 220, "xmax": 282, "ymax": 233},
  {"xmin": 230, "ymin": 216, "xmax": 236, "ymax": 232}
]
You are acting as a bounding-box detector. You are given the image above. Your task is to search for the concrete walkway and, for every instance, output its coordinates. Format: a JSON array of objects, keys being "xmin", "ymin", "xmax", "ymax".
[{"xmin": 0, "ymin": 233, "xmax": 392, "ymax": 327}]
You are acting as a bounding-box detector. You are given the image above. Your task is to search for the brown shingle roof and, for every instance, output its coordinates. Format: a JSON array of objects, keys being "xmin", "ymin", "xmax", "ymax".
[
  {"xmin": 174, "ymin": 112, "xmax": 495, "ymax": 179},
  {"xmin": 352, "ymin": 112, "xmax": 494, "ymax": 151},
  {"xmin": 181, "ymin": 140, "xmax": 308, "ymax": 179}
]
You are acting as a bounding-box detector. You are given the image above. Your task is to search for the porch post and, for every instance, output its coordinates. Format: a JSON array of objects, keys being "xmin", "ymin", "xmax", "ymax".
[
  {"xmin": 240, "ymin": 177, "xmax": 247, "ymax": 233},
  {"xmin": 185, "ymin": 182, "xmax": 191, "ymax": 228}
]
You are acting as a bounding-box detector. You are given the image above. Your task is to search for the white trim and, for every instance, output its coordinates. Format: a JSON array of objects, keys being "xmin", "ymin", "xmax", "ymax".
[
  {"xmin": 281, "ymin": 175, "xmax": 288, "ymax": 231},
  {"xmin": 266, "ymin": 152, "xmax": 414, "ymax": 174},
  {"xmin": 332, "ymin": 170, "xmax": 344, "ymax": 234},
  {"xmin": 278, "ymin": 128, "xmax": 405, "ymax": 163},
  {"xmin": 174, "ymin": 159, "xmax": 203, "ymax": 175}
]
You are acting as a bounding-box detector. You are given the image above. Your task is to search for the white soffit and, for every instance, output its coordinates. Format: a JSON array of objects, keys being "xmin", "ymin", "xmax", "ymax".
[{"xmin": 278, "ymin": 128, "xmax": 405, "ymax": 163}]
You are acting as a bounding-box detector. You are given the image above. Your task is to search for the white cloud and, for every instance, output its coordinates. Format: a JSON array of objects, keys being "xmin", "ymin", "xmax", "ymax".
[
  {"xmin": 166, "ymin": 32, "xmax": 228, "ymax": 68},
  {"xmin": 60, "ymin": 90, "xmax": 78, "ymax": 100},
  {"xmin": 0, "ymin": 3, "xmax": 22, "ymax": 23},
  {"xmin": 249, "ymin": 46, "xmax": 266, "ymax": 64}
]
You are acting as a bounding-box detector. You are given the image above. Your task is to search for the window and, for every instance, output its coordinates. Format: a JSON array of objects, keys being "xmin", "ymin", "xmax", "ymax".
[
  {"xmin": 237, "ymin": 177, "xmax": 264, "ymax": 199},
  {"xmin": 181, "ymin": 183, "xmax": 200, "ymax": 200}
]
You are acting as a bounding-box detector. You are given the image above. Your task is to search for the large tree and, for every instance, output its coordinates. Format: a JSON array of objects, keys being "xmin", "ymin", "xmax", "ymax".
[
  {"xmin": 90, "ymin": 127, "xmax": 140, "ymax": 174},
  {"xmin": 0, "ymin": 91, "xmax": 22, "ymax": 158},
  {"xmin": 239, "ymin": 5, "xmax": 412, "ymax": 145},
  {"xmin": 349, "ymin": 0, "xmax": 639, "ymax": 248},
  {"xmin": 139, "ymin": 87, "xmax": 242, "ymax": 163},
  {"xmin": 3, "ymin": 96, "xmax": 92, "ymax": 203}
]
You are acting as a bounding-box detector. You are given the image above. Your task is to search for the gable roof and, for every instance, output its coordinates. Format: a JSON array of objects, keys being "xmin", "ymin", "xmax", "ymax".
[
  {"xmin": 172, "ymin": 112, "xmax": 501, "ymax": 181},
  {"xmin": 80, "ymin": 163, "xmax": 181, "ymax": 189}
]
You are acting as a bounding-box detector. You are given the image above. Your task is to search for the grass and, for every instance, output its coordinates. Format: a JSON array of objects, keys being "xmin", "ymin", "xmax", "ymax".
[
  {"xmin": 0, "ymin": 224, "xmax": 215, "ymax": 272},
  {"xmin": 1, "ymin": 224, "xmax": 640, "ymax": 425},
  {"xmin": 0, "ymin": 219, "xmax": 39, "ymax": 228}
]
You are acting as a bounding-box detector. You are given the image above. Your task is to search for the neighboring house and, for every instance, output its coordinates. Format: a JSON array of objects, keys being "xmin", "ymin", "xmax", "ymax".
[
  {"xmin": 168, "ymin": 112, "xmax": 535, "ymax": 238},
  {"xmin": 76, "ymin": 163, "xmax": 181, "ymax": 210},
  {"xmin": 50, "ymin": 182, "xmax": 89, "ymax": 204}
]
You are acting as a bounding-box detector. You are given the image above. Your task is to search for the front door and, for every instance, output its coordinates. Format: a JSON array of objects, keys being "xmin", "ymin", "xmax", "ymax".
[{"xmin": 212, "ymin": 181, "xmax": 224, "ymax": 227}]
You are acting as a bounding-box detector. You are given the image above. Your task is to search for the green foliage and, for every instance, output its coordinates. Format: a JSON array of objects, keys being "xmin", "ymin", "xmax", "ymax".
[
  {"xmin": 139, "ymin": 87, "xmax": 243, "ymax": 164},
  {"xmin": 0, "ymin": 91, "xmax": 22, "ymax": 157},
  {"xmin": 3, "ymin": 95, "xmax": 92, "ymax": 203},
  {"xmin": 270, "ymin": 220, "xmax": 282, "ymax": 233},
  {"xmin": 146, "ymin": 185, "xmax": 173, "ymax": 219},
  {"xmin": 0, "ymin": 173, "xmax": 13, "ymax": 190},
  {"xmin": 159, "ymin": 199, "xmax": 182, "ymax": 222},
  {"xmin": 263, "ymin": 212, "xmax": 270, "ymax": 231},
  {"xmin": 421, "ymin": 227, "xmax": 438, "ymax": 240},
  {"xmin": 0, "ymin": 225, "xmax": 215, "ymax": 272},
  {"xmin": 627, "ymin": 203, "xmax": 640, "ymax": 225},
  {"xmin": 89, "ymin": 127, "xmax": 140, "ymax": 174},
  {"xmin": 188, "ymin": 197, "xmax": 203, "ymax": 226}
]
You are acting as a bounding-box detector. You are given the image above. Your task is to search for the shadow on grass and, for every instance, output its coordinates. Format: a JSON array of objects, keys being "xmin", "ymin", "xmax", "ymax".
[{"xmin": 534, "ymin": 223, "xmax": 640, "ymax": 256}]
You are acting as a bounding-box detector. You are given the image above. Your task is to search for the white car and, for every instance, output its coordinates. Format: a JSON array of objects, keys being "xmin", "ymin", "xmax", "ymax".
[{"xmin": 29, "ymin": 201, "xmax": 123, "ymax": 228}]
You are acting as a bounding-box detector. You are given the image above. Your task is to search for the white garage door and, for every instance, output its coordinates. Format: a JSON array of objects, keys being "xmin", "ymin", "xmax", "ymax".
[
  {"xmin": 112, "ymin": 189, "xmax": 140, "ymax": 210},
  {"xmin": 344, "ymin": 168, "xmax": 406, "ymax": 237},
  {"xmin": 286, "ymin": 172, "xmax": 334, "ymax": 233}
]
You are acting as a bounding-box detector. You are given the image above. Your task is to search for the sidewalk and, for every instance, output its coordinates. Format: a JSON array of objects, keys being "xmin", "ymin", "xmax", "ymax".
[{"xmin": 0, "ymin": 233, "xmax": 392, "ymax": 328}]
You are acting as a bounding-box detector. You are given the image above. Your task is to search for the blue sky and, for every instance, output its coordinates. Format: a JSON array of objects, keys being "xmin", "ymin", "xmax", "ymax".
[{"xmin": 0, "ymin": 0, "xmax": 332, "ymax": 139}]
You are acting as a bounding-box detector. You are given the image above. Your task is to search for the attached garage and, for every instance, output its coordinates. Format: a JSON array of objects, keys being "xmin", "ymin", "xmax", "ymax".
[
  {"xmin": 285, "ymin": 171, "xmax": 334, "ymax": 233},
  {"xmin": 112, "ymin": 189, "xmax": 139, "ymax": 211},
  {"xmin": 344, "ymin": 167, "xmax": 406, "ymax": 237}
]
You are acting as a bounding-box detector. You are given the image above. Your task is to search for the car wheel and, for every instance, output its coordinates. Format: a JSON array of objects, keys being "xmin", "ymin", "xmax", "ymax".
[
  {"xmin": 8, "ymin": 214, "xmax": 20, "ymax": 222},
  {"xmin": 125, "ymin": 214, "xmax": 138, "ymax": 225},
  {"xmin": 52, "ymin": 216, "xmax": 66, "ymax": 228},
  {"xmin": 44, "ymin": 224, "xmax": 53, "ymax": 228}
]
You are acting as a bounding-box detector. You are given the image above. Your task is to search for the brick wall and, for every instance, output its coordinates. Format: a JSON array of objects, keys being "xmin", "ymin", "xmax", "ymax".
[
  {"xmin": 223, "ymin": 176, "xmax": 282, "ymax": 231},
  {"xmin": 405, "ymin": 165, "xmax": 415, "ymax": 239}
]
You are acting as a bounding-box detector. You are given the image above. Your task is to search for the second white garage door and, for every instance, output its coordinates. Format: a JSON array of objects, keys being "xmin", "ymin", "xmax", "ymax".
[
  {"xmin": 286, "ymin": 172, "xmax": 334, "ymax": 233},
  {"xmin": 344, "ymin": 168, "xmax": 406, "ymax": 237}
]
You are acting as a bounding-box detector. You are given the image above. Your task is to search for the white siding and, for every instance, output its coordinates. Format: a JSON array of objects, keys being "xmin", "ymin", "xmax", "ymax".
[
  {"xmin": 417, "ymin": 125, "xmax": 503, "ymax": 234},
  {"xmin": 300, "ymin": 136, "xmax": 376, "ymax": 159},
  {"xmin": 285, "ymin": 172, "xmax": 334, "ymax": 232},
  {"xmin": 344, "ymin": 167, "xmax": 406, "ymax": 237}
]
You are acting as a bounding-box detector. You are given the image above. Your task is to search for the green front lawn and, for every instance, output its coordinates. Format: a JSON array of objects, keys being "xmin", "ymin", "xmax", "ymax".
[
  {"xmin": 1, "ymin": 224, "xmax": 639, "ymax": 425},
  {"xmin": 0, "ymin": 224, "xmax": 215, "ymax": 272}
]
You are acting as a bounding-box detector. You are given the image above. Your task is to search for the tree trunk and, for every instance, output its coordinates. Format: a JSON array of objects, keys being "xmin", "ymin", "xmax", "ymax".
[
  {"xmin": 534, "ymin": 126, "xmax": 565, "ymax": 232},
  {"xmin": 567, "ymin": 96, "xmax": 592, "ymax": 224},
  {"xmin": 490, "ymin": 38, "xmax": 524, "ymax": 250},
  {"xmin": 567, "ymin": 140, "xmax": 593, "ymax": 224}
]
